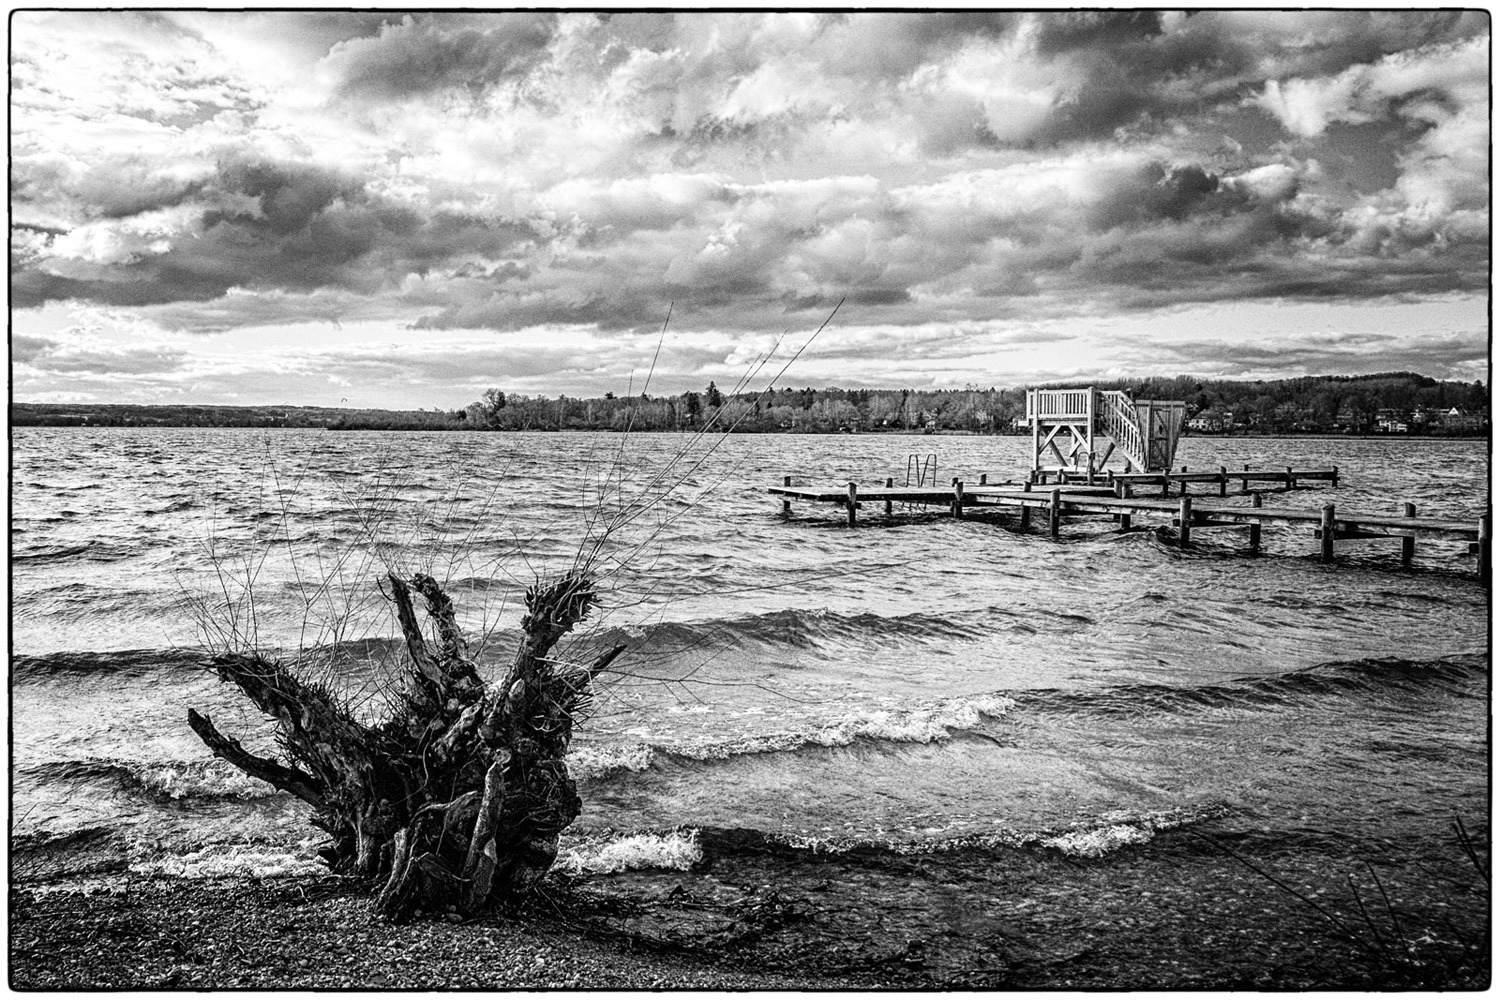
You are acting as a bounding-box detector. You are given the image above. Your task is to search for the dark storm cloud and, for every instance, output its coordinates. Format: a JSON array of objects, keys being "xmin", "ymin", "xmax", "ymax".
[
  {"xmin": 12, "ymin": 334, "xmax": 188, "ymax": 375},
  {"xmin": 9, "ymin": 10, "xmax": 1489, "ymax": 358},
  {"xmin": 13, "ymin": 156, "xmax": 538, "ymax": 314},
  {"xmin": 1146, "ymin": 330, "xmax": 1485, "ymax": 379},
  {"xmin": 11, "ymin": 335, "xmax": 54, "ymax": 364},
  {"xmin": 323, "ymin": 13, "xmax": 558, "ymax": 101}
]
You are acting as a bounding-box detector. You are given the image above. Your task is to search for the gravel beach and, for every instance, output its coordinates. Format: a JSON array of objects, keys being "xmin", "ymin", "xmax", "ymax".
[{"xmin": 10, "ymin": 828, "xmax": 1489, "ymax": 990}]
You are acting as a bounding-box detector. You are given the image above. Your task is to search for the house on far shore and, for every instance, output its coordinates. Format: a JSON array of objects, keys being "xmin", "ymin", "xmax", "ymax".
[
  {"xmin": 1376, "ymin": 408, "xmax": 1409, "ymax": 433},
  {"xmin": 1441, "ymin": 407, "xmax": 1485, "ymax": 433},
  {"xmin": 1186, "ymin": 409, "xmax": 1232, "ymax": 433}
]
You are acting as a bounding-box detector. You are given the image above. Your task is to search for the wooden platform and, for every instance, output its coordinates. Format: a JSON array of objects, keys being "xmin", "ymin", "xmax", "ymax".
[{"xmin": 769, "ymin": 467, "xmax": 1489, "ymax": 578}]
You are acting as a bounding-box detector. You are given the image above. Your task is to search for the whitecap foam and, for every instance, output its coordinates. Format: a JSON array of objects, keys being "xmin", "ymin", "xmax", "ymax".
[
  {"xmin": 1039, "ymin": 804, "xmax": 1230, "ymax": 858},
  {"xmin": 129, "ymin": 842, "xmax": 325, "ymax": 879},
  {"xmin": 680, "ymin": 692, "xmax": 1017, "ymax": 758},
  {"xmin": 555, "ymin": 829, "xmax": 702, "ymax": 875},
  {"xmin": 136, "ymin": 761, "xmax": 277, "ymax": 800},
  {"xmin": 567, "ymin": 743, "xmax": 657, "ymax": 781},
  {"xmin": 813, "ymin": 693, "xmax": 1017, "ymax": 746},
  {"xmin": 1041, "ymin": 824, "xmax": 1153, "ymax": 858},
  {"xmin": 568, "ymin": 693, "xmax": 1016, "ymax": 778}
]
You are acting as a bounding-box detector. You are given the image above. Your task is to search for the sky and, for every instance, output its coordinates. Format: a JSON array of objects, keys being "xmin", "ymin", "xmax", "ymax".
[{"xmin": 9, "ymin": 10, "xmax": 1491, "ymax": 408}]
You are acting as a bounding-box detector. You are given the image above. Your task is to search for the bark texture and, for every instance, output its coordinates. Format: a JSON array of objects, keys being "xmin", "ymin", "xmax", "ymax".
[{"xmin": 189, "ymin": 571, "xmax": 623, "ymax": 922}]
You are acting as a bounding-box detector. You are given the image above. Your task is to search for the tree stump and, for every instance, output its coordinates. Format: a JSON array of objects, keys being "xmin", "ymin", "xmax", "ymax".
[{"xmin": 189, "ymin": 570, "xmax": 625, "ymax": 922}]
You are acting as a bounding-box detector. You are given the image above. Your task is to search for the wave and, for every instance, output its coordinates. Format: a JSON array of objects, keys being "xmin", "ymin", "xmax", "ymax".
[
  {"xmin": 568, "ymin": 692, "xmax": 1016, "ymax": 781},
  {"xmin": 565, "ymin": 803, "xmax": 1233, "ymax": 871},
  {"xmin": 587, "ymin": 606, "xmax": 1000, "ymax": 658},
  {"xmin": 130, "ymin": 843, "xmax": 326, "ymax": 880},
  {"xmin": 556, "ymin": 829, "xmax": 704, "ymax": 875},
  {"xmin": 13, "ymin": 647, "xmax": 207, "ymax": 681},
  {"xmin": 19, "ymin": 758, "xmax": 280, "ymax": 801},
  {"xmin": 1014, "ymin": 654, "xmax": 1487, "ymax": 719},
  {"xmin": 11, "ymin": 540, "xmax": 138, "ymax": 564},
  {"xmin": 12, "ymin": 542, "xmax": 99, "ymax": 563}
]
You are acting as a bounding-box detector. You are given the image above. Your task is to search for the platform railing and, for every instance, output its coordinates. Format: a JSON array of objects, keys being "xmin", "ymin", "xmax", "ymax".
[{"xmin": 1026, "ymin": 388, "xmax": 1093, "ymax": 420}]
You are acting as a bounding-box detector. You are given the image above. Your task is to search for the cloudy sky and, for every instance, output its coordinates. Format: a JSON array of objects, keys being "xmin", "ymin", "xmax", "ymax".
[{"xmin": 10, "ymin": 10, "xmax": 1491, "ymax": 407}]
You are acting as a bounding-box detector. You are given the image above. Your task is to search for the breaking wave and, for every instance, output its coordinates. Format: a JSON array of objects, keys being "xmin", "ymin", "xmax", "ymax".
[{"xmin": 568, "ymin": 692, "xmax": 1017, "ymax": 781}]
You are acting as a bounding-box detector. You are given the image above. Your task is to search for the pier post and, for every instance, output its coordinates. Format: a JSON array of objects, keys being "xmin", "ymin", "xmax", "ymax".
[
  {"xmin": 847, "ymin": 482, "xmax": 858, "ymax": 527},
  {"xmin": 1020, "ymin": 480, "xmax": 1032, "ymax": 531},
  {"xmin": 782, "ymin": 475, "xmax": 792, "ymax": 516},
  {"xmin": 1178, "ymin": 495, "xmax": 1192, "ymax": 547},
  {"xmin": 1249, "ymin": 493, "xmax": 1262, "ymax": 554},
  {"xmin": 1120, "ymin": 511, "xmax": 1132, "ymax": 531},
  {"xmin": 1242, "ymin": 463, "xmax": 1251, "ymax": 495},
  {"xmin": 1219, "ymin": 466, "xmax": 1228, "ymax": 498},
  {"xmin": 1049, "ymin": 489, "xmax": 1061, "ymax": 538},
  {"xmin": 1161, "ymin": 474, "xmax": 1171, "ymax": 498},
  {"xmin": 885, "ymin": 477, "xmax": 894, "ymax": 517},
  {"xmin": 1478, "ymin": 513, "xmax": 1490, "ymax": 581},
  {"xmin": 953, "ymin": 480, "xmax": 965, "ymax": 519},
  {"xmin": 1286, "ymin": 466, "xmax": 1296, "ymax": 490},
  {"xmin": 1401, "ymin": 502, "xmax": 1416, "ymax": 568},
  {"xmin": 979, "ymin": 473, "xmax": 988, "ymax": 486},
  {"xmin": 1320, "ymin": 504, "xmax": 1335, "ymax": 562}
]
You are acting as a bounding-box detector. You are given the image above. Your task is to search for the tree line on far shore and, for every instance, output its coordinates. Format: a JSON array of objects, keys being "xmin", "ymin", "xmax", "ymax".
[{"xmin": 11, "ymin": 371, "xmax": 1488, "ymax": 436}]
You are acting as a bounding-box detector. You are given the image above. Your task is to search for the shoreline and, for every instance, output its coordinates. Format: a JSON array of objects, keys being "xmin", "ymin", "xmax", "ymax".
[
  {"xmin": 8, "ymin": 421, "xmax": 1487, "ymax": 440},
  {"xmin": 11, "ymin": 826, "xmax": 1489, "ymax": 990}
]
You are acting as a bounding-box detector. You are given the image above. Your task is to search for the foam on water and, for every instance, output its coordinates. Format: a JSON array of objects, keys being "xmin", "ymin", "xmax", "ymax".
[
  {"xmin": 1040, "ymin": 824, "xmax": 1153, "ymax": 858},
  {"xmin": 137, "ymin": 761, "xmax": 278, "ymax": 800},
  {"xmin": 555, "ymin": 829, "xmax": 703, "ymax": 874},
  {"xmin": 570, "ymin": 692, "xmax": 1016, "ymax": 780},
  {"xmin": 131, "ymin": 843, "xmax": 326, "ymax": 880}
]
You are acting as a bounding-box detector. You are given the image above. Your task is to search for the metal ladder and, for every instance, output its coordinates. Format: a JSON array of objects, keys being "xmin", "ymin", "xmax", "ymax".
[{"xmin": 904, "ymin": 453, "xmax": 938, "ymax": 486}]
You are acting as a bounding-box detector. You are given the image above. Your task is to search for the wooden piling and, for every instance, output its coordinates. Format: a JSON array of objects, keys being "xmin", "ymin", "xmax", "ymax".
[
  {"xmin": 885, "ymin": 477, "xmax": 894, "ymax": 517},
  {"xmin": 1120, "ymin": 512, "xmax": 1132, "ymax": 531},
  {"xmin": 1401, "ymin": 501, "xmax": 1416, "ymax": 568},
  {"xmin": 1320, "ymin": 503, "xmax": 1335, "ymax": 562},
  {"xmin": 1287, "ymin": 466, "xmax": 1296, "ymax": 490},
  {"xmin": 846, "ymin": 482, "xmax": 857, "ymax": 527},
  {"xmin": 1049, "ymin": 489, "xmax": 1061, "ymax": 537},
  {"xmin": 1181, "ymin": 466, "xmax": 1190, "ymax": 496},
  {"xmin": 979, "ymin": 473, "xmax": 988, "ymax": 486},
  {"xmin": 782, "ymin": 475, "xmax": 792, "ymax": 515},
  {"xmin": 1249, "ymin": 493, "xmax": 1262, "ymax": 554},
  {"xmin": 1478, "ymin": 513, "xmax": 1490, "ymax": 581},
  {"xmin": 1218, "ymin": 466, "xmax": 1228, "ymax": 498},
  {"xmin": 953, "ymin": 480, "xmax": 965, "ymax": 519},
  {"xmin": 1178, "ymin": 495, "xmax": 1192, "ymax": 547}
]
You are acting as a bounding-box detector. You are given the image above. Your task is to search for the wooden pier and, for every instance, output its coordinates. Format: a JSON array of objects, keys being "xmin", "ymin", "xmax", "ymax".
[{"xmin": 769, "ymin": 467, "xmax": 1489, "ymax": 579}]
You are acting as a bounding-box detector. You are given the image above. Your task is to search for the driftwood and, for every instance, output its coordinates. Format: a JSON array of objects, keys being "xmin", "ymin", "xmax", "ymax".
[{"xmin": 189, "ymin": 570, "xmax": 624, "ymax": 921}]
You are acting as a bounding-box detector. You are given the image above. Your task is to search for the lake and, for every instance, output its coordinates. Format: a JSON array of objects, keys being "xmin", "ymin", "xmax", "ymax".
[{"xmin": 11, "ymin": 427, "xmax": 1488, "ymax": 890}]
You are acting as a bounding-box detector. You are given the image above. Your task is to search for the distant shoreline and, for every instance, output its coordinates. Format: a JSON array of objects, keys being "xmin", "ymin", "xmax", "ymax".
[{"xmin": 8, "ymin": 418, "xmax": 1486, "ymax": 441}]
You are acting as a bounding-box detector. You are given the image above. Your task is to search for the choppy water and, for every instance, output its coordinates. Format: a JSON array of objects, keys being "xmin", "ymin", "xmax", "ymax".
[{"xmin": 10, "ymin": 427, "xmax": 1490, "ymax": 881}]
